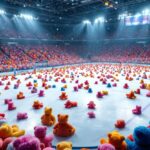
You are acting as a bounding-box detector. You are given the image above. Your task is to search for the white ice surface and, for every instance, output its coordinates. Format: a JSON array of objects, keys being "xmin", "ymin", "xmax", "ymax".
[{"xmin": 0, "ymin": 65, "xmax": 150, "ymax": 149}]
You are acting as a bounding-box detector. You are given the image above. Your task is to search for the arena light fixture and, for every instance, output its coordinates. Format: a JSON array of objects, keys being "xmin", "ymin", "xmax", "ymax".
[
  {"xmin": 94, "ymin": 17, "xmax": 105, "ymax": 23},
  {"xmin": 83, "ymin": 20, "xmax": 91, "ymax": 24},
  {"xmin": 20, "ymin": 13, "xmax": 34, "ymax": 20},
  {"xmin": 142, "ymin": 9, "xmax": 149, "ymax": 15},
  {"xmin": 0, "ymin": 9, "xmax": 6, "ymax": 15}
]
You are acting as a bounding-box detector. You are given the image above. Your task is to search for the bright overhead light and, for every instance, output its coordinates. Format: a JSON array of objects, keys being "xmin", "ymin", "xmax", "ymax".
[
  {"xmin": 142, "ymin": 9, "xmax": 149, "ymax": 15},
  {"xmin": 94, "ymin": 17, "xmax": 105, "ymax": 23},
  {"xmin": 104, "ymin": 1, "xmax": 109, "ymax": 6},
  {"xmin": 20, "ymin": 13, "xmax": 34, "ymax": 20},
  {"xmin": 0, "ymin": 9, "xmax": 6, "ymax": 15},
  {"xmin": 83, "ymin": 20, "xmax": 91, "ymax": 24}
]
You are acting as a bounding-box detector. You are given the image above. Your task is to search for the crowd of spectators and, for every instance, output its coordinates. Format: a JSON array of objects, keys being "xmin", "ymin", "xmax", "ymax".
[
  {"xmin": 0, "ymin": 44, "xmax": 149, "ymax": 72},
  {"xmin": 91, "ymin": 44, "xmax": 150, "ymax": 64}
]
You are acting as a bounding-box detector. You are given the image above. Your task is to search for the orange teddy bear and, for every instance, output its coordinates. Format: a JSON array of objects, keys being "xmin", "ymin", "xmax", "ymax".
[
  {"xmin": 32, "ymin": 100, "xmax": 43, "ymax": 109},
  {"xmin": 41, "ymin": 107, "xmax": 56, "ymax": 126},
  {"xmin": 59, "ymin": 92, "xmax": 68, "ymax": 100},
  {"xmin": 17, "ymin": 92, "xmax": 25, "ymax": 100},
  {"xmin": 53, "ymin": 114, "xmax": 75, "ymax": 137},
  {"xmin": 100, "ymin": 130, "xmax": 127, "ymax": 150},
  {"xmin": 126, "ymin": 91, "xmax": 136, "ymax": 99}
]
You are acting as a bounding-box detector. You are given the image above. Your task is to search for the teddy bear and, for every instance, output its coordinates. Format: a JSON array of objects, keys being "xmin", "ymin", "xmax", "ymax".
[
  {"xmin": 100, "ymin": 130, "xmax": 127, "ymax": 150},
  {"xmin": 87, "ymin": 101, "xmax": 96, "ymax": 109},
  {"xmin": 101, "ymin": 91, "xmax": 109, "ymax": 95},
  {"xmin": 59, "ymin": 92, "xmax": 68, "ymax": 100},
  {"xmin": 64, "ymin": 100, "xmax": 77, "ymax": 109},
  {"xmin": 0, "ymin": 137, "xmax": 14, "ymax": 150},
  {"xmin": 126, "ymin": 126, "xmax": 150, "ymax": 150},
  {"xmin": 41, "ymin": 107, "xmax": 56, "ymax": 126},
  {"xmin": 17, "ymin": 112, "xmax": 28, "ymax": 120},
  {"xmin": 17, "ymin": 92, "xmax": 25, "ymax": 100},
  {"xmin": 56, "ymin": 141, "xmax": 72, "ymax": 150},
  {"xmin": 33, "ymin": 100, "xmax": 43, "ymax": 109},
  {"xmin": 53, "ymin": 114, "xmax": 75, "ymax": 137},
  {"xmin": 126, "ymin": 91, "xmax": 136, "ymax": 99},
  {"xmin": 87, "ymin": 112, "xmax": 96, "ymax": 118},
  {"xmin": 98, "ymin": 143, "xmax": 115, "ymax": 150},
  {"xmin": 8, "ymin": 135, "xmax": 41, "ymax": 150},
  {"xmin": 0, "ymin": 124, "xmax": 25, "ymax": 139},
  {"xmin": 115, "ymin": 120, "xmax": 126, "ymax": 129},
  {"xmin": 0, "ymin": 113, "xmax": 6, "ymax": 125},
  {"xmin": 39, "ymin": 90, "xmax": 45, "ymax": 97},
  {"xmin": 34, "ymin": 126, "xmax": 54, "ymax": 149},
  {"xmin": 132, "ymin": 106, "xmax": 142, "ymax": 115}
]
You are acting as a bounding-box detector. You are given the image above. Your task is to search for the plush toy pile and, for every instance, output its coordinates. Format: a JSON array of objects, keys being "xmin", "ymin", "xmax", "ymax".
[{"xmin": 0, "ymin": 63, "xmax": 150, "ymax": 149}]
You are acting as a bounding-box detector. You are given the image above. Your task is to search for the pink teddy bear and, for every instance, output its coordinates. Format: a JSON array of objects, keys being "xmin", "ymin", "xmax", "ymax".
[
  {"xmin": 17, "ymin": 112, "xmax": 28, "ymax": 120},
  {"xmin": 88, "ymin": 112, "xmax": 96, "ymax": 118},
  {"xmin": 98, "ymin": 143, "xmax": 115, "ymax": 150},
  {"xmin": 34, "ymin": 126, "xmax": 54, "ymax": 149},
  {"xmin": 11, "ymin": 135, "xmax": 41, "ymax": 150},
  {"xmin": 87, "ymin": 101, "xmax": 96, "ymax": 109}
]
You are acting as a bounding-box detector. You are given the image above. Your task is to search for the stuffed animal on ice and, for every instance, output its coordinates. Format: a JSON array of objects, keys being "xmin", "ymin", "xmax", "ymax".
[
  {"xmin": 17, "ymin": 112, "xmax": 28, "ymax": 120},
  {"xmin": 59, "ymin": 92, "xmax": 68, "ymax": 100},
  {"xmin": 38, "ymin": 90, "xmax": 45, "ymax": 97},
  {"xmin": 17, "ymin": 92, "xmax": 25, "ymax": 99},
  {"xmin": 73, "ymin": 86, "xmax": 78, "ymax": 92},
  {"xmin": 34, "ymin": 126, "xmax": 53, "ymax": 149},
  {"xmin": 126, "ymin": 126, "xmax": 150, "ymax": 150},
  {"xmin": 97, "ymin": 92, "xmax": 103, "ymax": 98},
  {"xmin": 33, "ymin": 100, "xmax": 43, "ymax": 109},
  {"xmin": 0, "ymin": 113, "xmax": 6, "ymax": 125},
  {"xmin": 4, "ymin": 99, "xmax": 12, "ymax": 104},
  {"xmin": 9, "ymin": 135, "xmax": 41, "ymax": 150},
  {"xmin": 132, "ymin": 106, "xmax": 142, "ymax": 115},
  {"xmin": 101, "ymin": 90, "xmax": 108, "ymax": 95},
  {"xmin": 64, "ymin": 100, "xmax": 77, "ymax": 108},
  {"xmin": 0, "ymin": 137, "xmax": 14, "ymax": 150},
  {"xmin": 100, "ymin": 130, "xmax": 127, "ymax": 150},
  {"xmin": 87, "ymin": 101, "xmax": 96, "ymax": 109},
  {"xmin": 146, "ymin": 84, "xmax": 150, "ymax": 90},
  {"xmin": 41, "ymin": 107, "xmax": 56, "ymax": 126},
  {"xmin": 8, "ymin": 102, "xmax": 16, "ymax": 111},
  {"xmin": 31, "ymin": 87, "xmax": 38, "ymax": 93},
  {"xmin": 0, "ymin": 124, "xmax": 25, "ymax": 139},
  {"xmin": 98, "ymin": 143, "xmax": 115, "ymax": 150},
  {"xmin": 126, "ymin": 91, "xmax": 136, "ymax": 99},
  {"xmin": 135, "ymin": 89, "xmax": 140, "ymax": 94},
  {"xmin": 115, "ymin": 120, "xmax": 126, "ymax": 129},
  {"xmin": 53, "ymin": 114, "xmax": 75, "ymax": 137},
  {"xmin": 87, "ymin": 112, "xmax": 95, "ymax": 118},
  {"xmin": 123, "ymin": 83, "xmax": 129, "ymax": 89},
  {"xmin": 56, "ymin": 141, "xmax": 72, "ymax": 150}
]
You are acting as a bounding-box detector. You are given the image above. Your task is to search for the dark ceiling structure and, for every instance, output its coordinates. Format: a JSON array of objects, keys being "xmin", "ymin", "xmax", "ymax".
[{"xmin": 0, "ymin": 0, "xmax": 149, "ymax": 24}]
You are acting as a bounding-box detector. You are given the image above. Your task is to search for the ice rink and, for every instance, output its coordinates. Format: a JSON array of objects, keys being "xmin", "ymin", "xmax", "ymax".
[{"xmin": 0, "ymin": 64, "xmax": 150, "ymax": 148}]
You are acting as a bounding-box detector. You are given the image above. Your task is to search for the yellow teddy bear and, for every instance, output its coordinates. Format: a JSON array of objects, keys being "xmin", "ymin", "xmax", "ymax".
[
  {"xmin": 0, "ymin": 124, "xmax": 25, "ymax": 139},
  {"xmin": 100, "ymin": 130, "xmax": 127, "ymax": 150},
  {"xmin": 101, "ymin": 90, "xmax": 108, "ymax": 95},
  {"xmin": 56, "ymin": 141, "xmax": 72, "ymax": 150},
  {"xmin": 146, "ymin": 84, "xmax": 150, "ymax": 90},
  {"xmin": 41, "ymin": 107, "xmax": 56, "ymax": 126}
]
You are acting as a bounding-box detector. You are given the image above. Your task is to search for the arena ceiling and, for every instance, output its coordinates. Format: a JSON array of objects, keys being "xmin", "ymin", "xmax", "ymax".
[{"xmin": 1, "ymin": 0, "xmax": 149, "ymax": 24}]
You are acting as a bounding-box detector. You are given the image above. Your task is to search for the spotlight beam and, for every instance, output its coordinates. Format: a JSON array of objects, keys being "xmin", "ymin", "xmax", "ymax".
[
  {"xmin": 0, "ymin": 9, "xmax": 6, "ymax": 15},
  {"xmin": 83, "ymin": 20, "xmax": 91, "ymax": 24}
]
